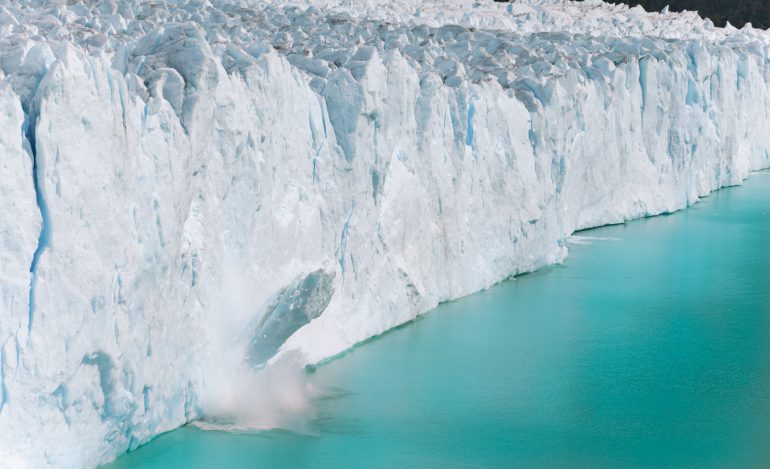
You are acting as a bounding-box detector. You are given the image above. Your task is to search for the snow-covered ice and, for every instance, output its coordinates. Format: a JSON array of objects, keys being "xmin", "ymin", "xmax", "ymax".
[{"xmin": 2, "ymin": 0, "xmax": 770, "ymax": 466}]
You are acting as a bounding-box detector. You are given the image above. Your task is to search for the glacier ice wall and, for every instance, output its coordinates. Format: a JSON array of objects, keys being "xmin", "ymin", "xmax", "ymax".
[{"xmin": 1, "ymin": 0, "xmax": 770, "ymax": 466}]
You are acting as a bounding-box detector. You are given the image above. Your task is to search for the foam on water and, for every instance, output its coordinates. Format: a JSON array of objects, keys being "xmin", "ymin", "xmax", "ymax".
[
  {"xmin": 195, "ymin": 354, "xmax": 319, "ymax": 435},
  {"xmin": 566, "ymin": 235, "xmax": 624, "ymax": 245}
]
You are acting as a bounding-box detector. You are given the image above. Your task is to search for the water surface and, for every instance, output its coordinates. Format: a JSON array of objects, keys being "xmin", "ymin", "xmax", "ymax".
[{"xmin": 107, "ymin": 174, "xmax": 770, "ymax": 469}]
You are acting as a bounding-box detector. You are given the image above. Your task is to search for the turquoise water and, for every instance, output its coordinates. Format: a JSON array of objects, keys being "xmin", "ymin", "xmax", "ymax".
[{"xmin": 106, "ymin": 174, "xmax": 770, "ymax": 469}]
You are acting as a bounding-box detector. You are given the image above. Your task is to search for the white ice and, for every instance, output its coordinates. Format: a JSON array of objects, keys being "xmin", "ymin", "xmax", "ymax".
[{"xmin": 1, "ymin": 0, "xmax": 770, "ymax": 466}]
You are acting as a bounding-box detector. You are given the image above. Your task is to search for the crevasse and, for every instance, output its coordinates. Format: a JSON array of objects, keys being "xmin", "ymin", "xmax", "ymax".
[
  {"xmin": 25, "ymin": 106, "xmax": 51, "ymax": 335},
  {"xmin": 1, "ymin": 0, "xmax": 770, "ymax": 467}
]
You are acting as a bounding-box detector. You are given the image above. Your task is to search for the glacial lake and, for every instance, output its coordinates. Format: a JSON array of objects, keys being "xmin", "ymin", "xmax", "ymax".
[{"xmin": 106, "ymin": 173, "xmax": 770, "ymax": 469}]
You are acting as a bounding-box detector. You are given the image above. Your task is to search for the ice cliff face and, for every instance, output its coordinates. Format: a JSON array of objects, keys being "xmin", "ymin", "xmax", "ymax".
[{"xmin": 1, "ymin": 0, "xmax": 770, "ymax": 466}]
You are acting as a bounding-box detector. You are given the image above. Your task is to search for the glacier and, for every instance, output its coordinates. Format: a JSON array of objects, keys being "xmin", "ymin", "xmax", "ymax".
[{"xmin": 1, "ymin": 0, "xmax": 770, "ymax": 466}]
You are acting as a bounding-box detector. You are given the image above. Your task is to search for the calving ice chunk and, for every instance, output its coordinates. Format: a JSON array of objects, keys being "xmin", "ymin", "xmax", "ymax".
[{"xmin": 1, "ymin": 0, "xmax": 770, "ymax": 466}]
